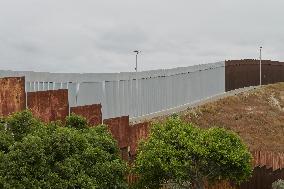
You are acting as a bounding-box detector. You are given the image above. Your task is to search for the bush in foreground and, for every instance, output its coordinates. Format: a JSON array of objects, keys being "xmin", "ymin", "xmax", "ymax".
[
  {"xmin": 0, "ymin": 111, "xmax": 127, "ymax": 189},
  {"xmin": 133, "ymin": 117, "xmax": 252, "ymax": 189}
]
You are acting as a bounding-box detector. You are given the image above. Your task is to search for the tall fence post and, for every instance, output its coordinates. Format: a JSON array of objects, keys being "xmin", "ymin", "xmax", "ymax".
[{"xmin": 101, "ymin": 81, "xmax": 107, "ymax": 122}]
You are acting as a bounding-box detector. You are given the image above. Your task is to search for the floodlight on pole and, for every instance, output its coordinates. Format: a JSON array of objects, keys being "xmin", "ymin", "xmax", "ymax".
[
  {"xmin": 259, "ymin": 46, "xmax": 262, "ymax": 86},
  {"xmin": 133, "ymin": 50, "xmax": 140, "ymax": 72}
]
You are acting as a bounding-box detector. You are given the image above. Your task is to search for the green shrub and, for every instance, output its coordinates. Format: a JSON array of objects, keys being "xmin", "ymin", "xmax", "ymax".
[
  {"xmin": 6, "ymin": 110, "xmax": 40, "ymax": 141},
  {"xmin": 0, "ymin": 111, "xmax": 128, "ymax": 189},
  {"xmin": 0, "ymin": 130, "xmax": 14, "ymax": 153},
  {"xmin": 0, "ymin": 117, "xmax": 6, "ymax": 131},
  {"xmin": 66, "ymin": 113, "xmax": 88, "ymax": 129},
  {"xmin": 133, "ymin": 117, "xmax": 252, "ymax": 189}
]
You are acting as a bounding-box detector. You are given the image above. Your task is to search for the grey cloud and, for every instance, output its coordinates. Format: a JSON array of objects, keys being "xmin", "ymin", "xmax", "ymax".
[
  {"xmin": 0, "ymin": 0, "xmax": 283, "ymax": 73},
  {"xmin": 93, "ymin": 26, "xmax": 149, "ymax": 54}
]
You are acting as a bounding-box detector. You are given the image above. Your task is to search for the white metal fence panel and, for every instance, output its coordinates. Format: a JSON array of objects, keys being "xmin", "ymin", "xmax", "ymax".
[{"xmin": 0, "ymin": 62, "xmax": 225, "ymax": 119}]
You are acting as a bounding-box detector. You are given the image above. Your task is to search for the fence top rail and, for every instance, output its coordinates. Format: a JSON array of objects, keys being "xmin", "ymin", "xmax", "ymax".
[{"xmin": 0, "ymin": 61, "xmax": 224, "ymax": 83}]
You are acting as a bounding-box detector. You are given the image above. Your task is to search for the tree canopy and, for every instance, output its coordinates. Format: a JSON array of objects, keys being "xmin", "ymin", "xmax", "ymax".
[
  {"xmin": 133, "ymin": 117, "xmax": 252, "ymax": 189},
  {"xmin": 0, "ymin": 110, "xmax": 128, "ymax": 189}
]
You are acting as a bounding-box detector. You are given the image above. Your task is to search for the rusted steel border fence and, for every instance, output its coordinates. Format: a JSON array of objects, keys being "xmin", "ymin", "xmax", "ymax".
[
  {"xmin": 0, "ymin": 77, "xmax": 26, "ymax": 117},
  {"xmin": 225, "ymin": 59, "xmax": 284, "ymax": 91},
  {"xmin": 253, "ymin": 151, "xmax": 284, "ymax": 171},
  {"xmin": 1, "ymin": 60, "xmax": 284, "ymax": 120}
]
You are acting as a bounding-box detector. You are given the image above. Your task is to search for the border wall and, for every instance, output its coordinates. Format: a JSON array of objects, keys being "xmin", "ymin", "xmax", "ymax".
[
  {"xmin": 0, "ymin": 62, "xmax": 225, "ymax": 119},
  {"xmin": 225, "ymin": 59, "xmax": 284, "ymax": 91},
  {"xmin": 27, "ymin": 89, "xmax": 69, "ymax": 122},
  {"xmin": 1, "ymin": 60, "xmax": 284, "ymax": 188},
  {"xmin": 1, "ymin": 60, "xmax": 284, "ymax": 120},
  {"xmin": 0, "ymin": 77, "xmax": 25, "ymax": 117}
]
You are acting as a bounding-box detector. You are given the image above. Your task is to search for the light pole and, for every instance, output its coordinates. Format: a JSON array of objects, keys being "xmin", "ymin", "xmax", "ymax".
[
  {"xmin": 259, "ymin": 46, "xmax": 262, "ymax": 86},
  {"xmin": 133, "ymin": 50, "xmax": 140, "ymax": 72}
]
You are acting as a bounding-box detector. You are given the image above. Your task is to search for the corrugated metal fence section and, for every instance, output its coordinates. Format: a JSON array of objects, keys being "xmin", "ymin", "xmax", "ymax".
[
  {"xmin": 238, "ymin": 151, "xmax": 284, "ymax": 189},
  {"xmin": 0, "ymin": 62, "xmax": 225, "ymax": 119},
  {"xmin": 253, "ymin": 151, "xmax": 284, "ymax": 171},
  {"xmin": 0, "ymin": 77, "xmax": 26, "ymax": 116},
  {"xmin": 225, "ymin": 59, "xmax": 284, "ymax": 91}
]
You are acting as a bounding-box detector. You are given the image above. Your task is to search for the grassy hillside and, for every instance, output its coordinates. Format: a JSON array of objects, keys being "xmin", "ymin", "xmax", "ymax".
[{"xmin": 155, "ymin": 82, "xmax": 284, "ymax": 152}]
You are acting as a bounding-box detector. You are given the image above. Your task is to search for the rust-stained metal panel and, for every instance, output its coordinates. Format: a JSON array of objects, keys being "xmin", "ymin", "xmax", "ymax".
[
  {"xmin": 238, "ymin": 167, "xmax": 284, "ymax": 189},
  {"xmin": 70, "ymin": 104, "xmax": 102, "ymax": 126},
  {"xmin": 103, "ymin": 116, "xmax": 130, "ymax": 149},
  {"xmin": 253, "ymin": 151, "xmax": 284, "ymax": 171},
  {"xmin": 0, "ymin": 77, "xmax": 25, "ymax": 117},
  {"xmin": 225, "ymin": 60, "xmax": 284, "ymax": 91},
  {"xmin": 120, "ymin": 147, "xmax": 129, "ymax": 162},
  {"xmin": 129, "ymin": 122, "xmax": 150, "ymax": 156},
  {"xmin": 27, "ymin": 89, "xmax": 69, "ymax": 122}
]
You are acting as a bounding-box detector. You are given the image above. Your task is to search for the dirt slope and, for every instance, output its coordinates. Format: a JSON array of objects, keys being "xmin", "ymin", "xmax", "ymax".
[{"xmin": 154, "ymin": 82, "xmax": 284, "ymax": 152}]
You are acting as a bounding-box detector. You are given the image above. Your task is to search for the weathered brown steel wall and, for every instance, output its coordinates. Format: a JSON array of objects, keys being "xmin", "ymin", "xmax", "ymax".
[
  {"xmin": 103, "ymin": 116, "xmax": 130, "ymax": 149},
  {"xmin": 27, "ymin": 89, "xmax": 69, "ymax": 122},
  {"xmin": 225, "ymin": 60, "xmax": 284, "ymax": 91},
  {"xmin": 120, "ymin": 147, "xmax": 129, "ymax": 162},
  {"xmin": 253, "ymin": 151, "xmax": 284, "ymax": 171},
  {"xmin": 0, "ymin": 77, "xmax": 26, "ymax": 117},
  {"xmin": 129, "ymin": 122, "xmax": 150, "ymax": 156},
  {"xmin": 70, "ymin": 104, "xmax": 102, "ymax": 126},
  {"xmin": 103, "ymin": 118, "xmax": 150, "ymax": 161},
  {"xmin": 237, "ymin": 151, "xmax": 284, "ymax": 189},
  {"xmin": 238, "ymin": 167, "xmax": 284, "ymax": 189}
]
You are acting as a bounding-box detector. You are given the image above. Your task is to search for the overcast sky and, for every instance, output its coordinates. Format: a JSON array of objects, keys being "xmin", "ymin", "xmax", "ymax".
[{"xmin": 0, "ymin": 0, "xmax": 283, "ymax": 73}]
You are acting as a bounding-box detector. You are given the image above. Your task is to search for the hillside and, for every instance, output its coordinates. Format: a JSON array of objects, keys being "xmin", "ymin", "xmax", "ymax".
[{"xmin": 154, "ymin": 82, "xmax": 284, "ymax": 152}]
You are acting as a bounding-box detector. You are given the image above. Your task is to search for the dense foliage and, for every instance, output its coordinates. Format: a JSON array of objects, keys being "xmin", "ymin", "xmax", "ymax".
[
  {"xmin": 0, "ymin": 110, "xmax": 127, "ymax": 189},
  {"xmin": 133, "ymin": 117, "xmax": 252, "ymax": 189}
]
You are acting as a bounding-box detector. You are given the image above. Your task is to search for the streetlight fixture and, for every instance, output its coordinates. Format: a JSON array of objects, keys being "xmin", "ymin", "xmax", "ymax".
[
  {"xmin": 133, "ymin": 50, "xmax": 140, "ymax": 72},
  {"xmin": 259, "ymin": 46, "xmax": 262, "ymax": 86}
]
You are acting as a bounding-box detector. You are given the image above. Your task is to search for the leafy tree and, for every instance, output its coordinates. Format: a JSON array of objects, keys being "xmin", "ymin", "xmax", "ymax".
[
  {"xmin": 0, "ymin": 129, "xmax": 14, "ymax": 153},
  {"xmin": 0, "ymin": 111, "xmax": 128, "ymax": 189},
  {"xmin": 6, "ymin": 110, "xmax": 40, "ymax": 141},
  {"xmin": 133, "ymin": 117, "xmax": 252, "ymax": 189},
  {"xmin": 66, "ymin": 113, "xmax": 88, "ymax": 130}
]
